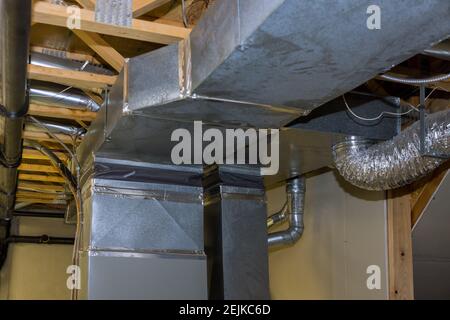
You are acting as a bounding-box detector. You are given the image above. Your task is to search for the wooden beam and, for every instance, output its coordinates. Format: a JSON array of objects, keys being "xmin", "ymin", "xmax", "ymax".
[
  {"xmin": 387, "ymin": 188, "xmax": 414, "ymax": 300},
  {"xmin": 133, "ymin": 0, "xmax": 172, "ymax": 18},
  {"xmin": 16, "ymin": 192, "xmax": 68, "ymax": 200},
  {"xmin": 18, "ymin": 164, "xmax": 59, "ymax": 174},
  {"xmin": 28, "ymin": 64, "xmax": 116, "ymax": 90},
  {"xmin": 19, "ymin": 173, "xmax": 66, "ymax": 184},
  {"xmin": 28, "ymin": 104, "xmax": 97, "ymax": 122},
  {"xmin": 22, "ymin": 149, "xmax": 69, "ymax": 162},
  {"xmin": 23, "ymin": 130, "xmax": 75, "ymax": 145},
  {"xmin": 33, "ymin": 1, "xmax": 190, "ymax": 45},
  {"xmin": 73, "ymin": 30, "xmax": 124, "ymax": 72},
  {"xmin": 412, "ymin": 167, "xmax": 449, "ymax": 227},
  {"xmin": 15, "ymin": 198, "xmax": 67, "ymax": 205},
  {"xmin": 23, "ymin": 140, "xmax": 66, "ymax": 152},
  {"xmin": 31, "ymin": 45, "xmax": 101, "ymax": 65},
  {"xmin": 18, "ymin": 182, "xmax": 65, "ymax": 193},
  {"xmin": 75, "ymin": 0, "xmax": 95, "ymax": 10}
]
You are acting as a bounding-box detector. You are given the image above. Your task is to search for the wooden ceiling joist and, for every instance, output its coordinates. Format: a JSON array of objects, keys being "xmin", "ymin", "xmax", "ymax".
[
  {"xmin": 75, "ymin": 0, "xmax": 96, "ymax": 10},
  {"xmin": 73, "ymin": 30, "xmax": 125, "ymax": 72},
  {"xmin": 28, "ymin": 104, "xmax": 97, "ymax": 122},
  {"xmin": 18, "ymin": 164, "xmax": 60, "ymax": 174},
  {"xmin": 23, "ymin": 130, "xmax": 76, "ymax": 145},
  {"xmin": 22, "ymin": 149, "xmax": 69, "ymax": 162},
  {"xmin": 15, "ymin": 198, "xmax": 67, "ymax": 205},
  {"xmin": 133, "ymin": 0, "xmax": 172, "ymax": 18},
  {"xmin": 33, "ymin": 1, "xmax": 190, "ymax": 45},
  {"xmin": 18, "ymin": 182, "xmax": 66, "ymax": 193},
  {"xmin": 74, "ymin": 0, "xmax": 173, "ymax": 18},
  {"xmin": 28, "ymin": 64, "xmax": 117, "ymax": 90},
  {"xmin": 31, "ymin": 46, "xmax": 101, "ymax": 66},
  {"xmin": 16, "ymin": 192, "xmax": 68, "ymax": 201},
  {"xmin": 19, "ymin": 173, "xmax": 66, "ymax": 184}
]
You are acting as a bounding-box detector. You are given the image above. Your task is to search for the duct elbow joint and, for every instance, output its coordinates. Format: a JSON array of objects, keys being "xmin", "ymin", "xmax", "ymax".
[{"xmin": 268, "ymin": 176, "xmax": 306, "ymax": 247}]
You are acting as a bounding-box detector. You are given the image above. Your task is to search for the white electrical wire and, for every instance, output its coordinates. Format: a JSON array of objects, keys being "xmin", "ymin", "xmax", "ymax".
[{"xmin": 343, "ymin": 87, "xmax": 439, "ymax": 122}]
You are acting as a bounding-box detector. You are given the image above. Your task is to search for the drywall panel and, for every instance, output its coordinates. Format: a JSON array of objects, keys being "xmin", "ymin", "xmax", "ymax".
[
  {"xmin": 0, "ymin": 217, "xmax": 75, "ymax": 300},
  {"xmin": 412, "ymin": 171, "xmax": 450, "ymax": 299},
  {"xmin": 267, "ymin": 170, "xmax": 388, "ymax": 300}
]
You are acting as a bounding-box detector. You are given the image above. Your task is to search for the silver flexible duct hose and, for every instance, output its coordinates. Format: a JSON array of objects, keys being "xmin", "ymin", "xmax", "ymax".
[
  {"xmin": 333, "ymin": 110, "xmax": 450, "ymax": 191},
  {"xmin": 30, "ymin": 81, "xmax": 101, "ymax": 112},
  {"xmin": 268, "ymin": 176, "xmax": 305, "ymax": 247},
  {"xmin": 379, "ymin": 72, "xmax": 450, "ymax": 85}
]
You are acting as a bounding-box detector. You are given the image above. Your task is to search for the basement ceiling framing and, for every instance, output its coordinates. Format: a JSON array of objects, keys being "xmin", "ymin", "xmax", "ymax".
[{"xmin": 18, "ymin": 0, "xmax": 194, "ymax": 210}]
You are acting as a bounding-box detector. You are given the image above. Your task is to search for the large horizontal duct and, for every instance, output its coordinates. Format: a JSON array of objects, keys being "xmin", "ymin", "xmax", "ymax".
[
  {"xmin": 333, "ymin": 110, "xmax": 450, "ymax": 191},
  {"xmin": 79, "ymin": 0, "xmax": 450, "ymax": 166},
  {"xmin": 30, "ymin": 81, "xmax": 101, "ymax": 111},
  {"xmin": 125, "ymin": 0, "xmax": 450, "ymax": 127}
]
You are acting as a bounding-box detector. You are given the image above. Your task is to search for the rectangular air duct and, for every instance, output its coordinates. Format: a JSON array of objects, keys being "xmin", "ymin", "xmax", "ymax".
[
  {"xmin": 79, "ymin": 160, "xmax": 208, "ymax": 299},
  {"xmin": 205, "ymin": 166, "xmax": 269, "ymax": 300},
  {"xmin": 76, "ymin": 0, "xmax": 450, "ymax": 299}
]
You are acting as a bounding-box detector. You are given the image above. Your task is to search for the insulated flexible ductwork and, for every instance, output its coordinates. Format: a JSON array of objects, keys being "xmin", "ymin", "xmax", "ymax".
[
  {"xmin": 268, "ymin": 176, "xmax": 305, "ymax": 247},
  {"xmin": 333, "ymin": 110, "xmax": 450, "ymax": 191},
  {"xmin": 30, "ymin": 81, "xmax": 101, "ymax": 112}
]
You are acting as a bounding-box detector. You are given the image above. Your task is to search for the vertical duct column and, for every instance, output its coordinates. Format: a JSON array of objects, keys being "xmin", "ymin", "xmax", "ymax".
[
  {"xmin": 205, "ymin": 166, "xmax": 270, "ymax": 300},
  {"xmin": 0, "ymin": 0, "xmax": 31, "ymax": 268},
  {"xmin": 0, "ymin": 0, "xmax": 31, "ymax": 218},
  {"xmin": 78, "ymin": 159, "xmax": 208, "ymax": 300}
]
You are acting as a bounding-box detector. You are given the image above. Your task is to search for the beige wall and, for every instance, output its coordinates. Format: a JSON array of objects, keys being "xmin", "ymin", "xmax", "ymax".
[
  {"xmin": 267, "ymin": 170, "xmax": 388, "ymax": 300},
  {"xmin": 0, "ymin": 217, "xmax": 75, "ymax": 300}
]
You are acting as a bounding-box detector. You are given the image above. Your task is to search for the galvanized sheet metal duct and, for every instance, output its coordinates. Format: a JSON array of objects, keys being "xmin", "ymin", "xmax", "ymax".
[
  {"xmin": 30, "ymin": 52, "xmax": 113, "ymax": 75},
  {"xmin": 268, "ymin": 176, "xmax": 305, "ymax": 246},
  {"xmin": 30, "ymin": 81, "xmax": 101, "ymax": 112},
  {"xmin": 333, "ymin": 110, "xmax": 450, "ymax": 191},
  {"xmin": 26, "ymin": 119, "xmax": 86, "ymax": 136},
  {"xmin": 0, "ymin": 0, "xmax": 31, "ymax": 269},
  {"xmin": 187, "ymin": 0, "xmax": 450, "ymax": 111}
]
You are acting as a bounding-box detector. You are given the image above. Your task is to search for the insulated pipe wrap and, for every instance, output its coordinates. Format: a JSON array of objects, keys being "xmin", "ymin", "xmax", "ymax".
[{"xmin": 333, "ymin": 110, "xmax": 450, "ymax": 191}]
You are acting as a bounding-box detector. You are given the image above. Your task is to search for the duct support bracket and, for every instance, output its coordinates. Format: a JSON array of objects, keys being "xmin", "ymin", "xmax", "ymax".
[{"xmin": 419, "ymin": 85, "xmax": 450, "ymax": 159}]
